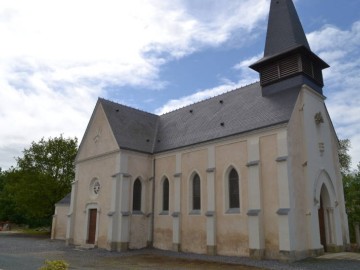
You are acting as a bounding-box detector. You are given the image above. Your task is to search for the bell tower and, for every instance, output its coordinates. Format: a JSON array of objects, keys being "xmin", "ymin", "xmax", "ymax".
[{"xmin": 250, "ymin": 0, "xmax": 329, "ymax": 96}]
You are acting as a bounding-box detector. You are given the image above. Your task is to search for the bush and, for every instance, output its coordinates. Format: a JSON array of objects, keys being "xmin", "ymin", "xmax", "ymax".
[{"xmin": 39, "ymin": 260, "xmax": 69, "ymax": 270}]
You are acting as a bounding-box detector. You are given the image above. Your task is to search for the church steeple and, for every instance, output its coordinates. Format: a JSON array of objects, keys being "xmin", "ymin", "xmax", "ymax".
[
  {"xmin": 250, "ymin": 0, "xmax": 329, "ymax": 96},
  {"xmin": 264, "ymin": 0, "xmax": 310, "ymax": 57}
]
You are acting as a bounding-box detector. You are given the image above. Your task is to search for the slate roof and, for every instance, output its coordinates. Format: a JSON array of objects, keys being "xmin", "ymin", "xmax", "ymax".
[
  {"xmin": 263, "ymin": 0, "xmax": 310, "ymax": 58},
  {"xmin": 56, "ymin": 193, "xmax": 71, "ymax": 205},
  {"xmin": 100, "ymin": 98, "xmax": 159, "ymax": 153},
  {"xmin": 99, "ymin": 82, "xmax": 300, "ymax": 154}
]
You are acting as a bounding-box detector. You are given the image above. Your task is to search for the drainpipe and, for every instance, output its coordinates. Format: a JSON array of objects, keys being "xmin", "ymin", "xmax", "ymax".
[{"xmin": 150, "ymin": 156, "xmax": 156, "ymax": 247}]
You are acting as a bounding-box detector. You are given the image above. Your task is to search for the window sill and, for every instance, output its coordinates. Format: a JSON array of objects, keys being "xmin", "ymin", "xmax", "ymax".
[
  {"xmin": 226, "ymin": 208, "xmax": 240, "ymax": 214},
  {"xmin": 132, "ymin": 211, "xmax": 144, "ymax": 216},
  {"xmin": 159, "ymin": 211, "xmax": 169, "ymax": 215},
  {"xmin": 189, "ymin": 210, "xmax": 201, "ymax": 215}
]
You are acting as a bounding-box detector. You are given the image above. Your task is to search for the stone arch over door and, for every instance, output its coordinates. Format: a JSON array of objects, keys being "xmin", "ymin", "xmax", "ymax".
[
  {"xmin": 314, "ymin": 170, "xmax": 338, "ymax": 252},
  {"xmin": 314, "ymin": 170, "xmax": 337, "ymax": 209}
]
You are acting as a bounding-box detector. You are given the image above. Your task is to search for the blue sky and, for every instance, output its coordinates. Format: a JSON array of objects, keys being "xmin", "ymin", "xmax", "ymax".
[{"xmin": 0, "ymin": 0, "xmax": 359, "ymax": 170}]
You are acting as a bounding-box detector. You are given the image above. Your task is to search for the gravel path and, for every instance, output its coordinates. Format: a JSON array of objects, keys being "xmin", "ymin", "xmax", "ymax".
[{"xmin": 0, "ymin": 233, "xmax": 359, "ymax": 270}]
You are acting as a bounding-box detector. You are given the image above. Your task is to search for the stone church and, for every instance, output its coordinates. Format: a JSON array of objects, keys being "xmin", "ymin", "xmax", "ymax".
[{"xmin": 51, "ymin": 0, "xmax": 350, "ymax": 260}]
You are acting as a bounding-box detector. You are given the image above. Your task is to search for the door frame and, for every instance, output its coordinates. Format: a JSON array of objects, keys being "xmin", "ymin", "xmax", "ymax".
[
  {"xmin": 84, "ymin": 203, "xmax": 100, "ymax": 246},
  {"xmin": 314, "ymin": 170, "xmax": 338, "ymax": 252},
  {"xmin": 87, "ymin": 209, "xmax": 97, "ymax": 244}
]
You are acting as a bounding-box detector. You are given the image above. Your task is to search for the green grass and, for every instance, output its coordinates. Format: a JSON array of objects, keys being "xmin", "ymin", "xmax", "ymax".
[{"xmin": 19, "ymin": 228, "xmax": 51, "ymax": 236}]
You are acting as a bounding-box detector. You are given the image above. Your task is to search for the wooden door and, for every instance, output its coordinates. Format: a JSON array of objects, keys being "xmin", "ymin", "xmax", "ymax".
[
  {"xmin": 87, "ymin": 209, "xmax": 97, "ymax": 244},
  {"xmin": 318, "ymin": 198, "xmax": 327, "ymax": 252}
]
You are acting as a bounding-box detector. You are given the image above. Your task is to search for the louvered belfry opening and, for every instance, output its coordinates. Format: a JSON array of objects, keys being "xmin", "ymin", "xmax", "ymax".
[
  {"xmin": 259, "ymin": 53, "xmax": 324, "ymax": 87},
  {"xmin": 249, "ymin": 0, "xmax": 329, "ymax": 96},
  {"xmin": 301, "ymin": 55, "xmax": 324, "ymax": 86}
]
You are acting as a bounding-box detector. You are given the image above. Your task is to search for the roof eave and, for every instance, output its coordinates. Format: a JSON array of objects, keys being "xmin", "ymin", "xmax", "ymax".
[{"xmin": 249, "ymin": 45, "xmax": 329, "ymax": 72}]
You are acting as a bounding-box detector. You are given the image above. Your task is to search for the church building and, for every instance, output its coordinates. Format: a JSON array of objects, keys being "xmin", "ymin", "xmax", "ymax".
[{"xmin": 51, "ymin": 0, "xmax": 350, "ymax": 260}]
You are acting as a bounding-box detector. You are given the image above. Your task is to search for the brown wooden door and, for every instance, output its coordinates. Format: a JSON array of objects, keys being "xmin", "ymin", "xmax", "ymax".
[
  {"xmin": 318, "ymin": 198, "xmax": 327, "ymax": 252},
  {"xmin": 87, "ymin": 209, "xmax": 97, "ymax": 244}
]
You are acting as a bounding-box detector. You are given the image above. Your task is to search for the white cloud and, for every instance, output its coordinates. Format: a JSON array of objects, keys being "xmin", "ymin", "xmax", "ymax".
[
  {"xmin": 308, "ymin": 21, "xmax": 360, "ymax": 169},
  {"xmin": 0, "ymin": 0, "xmax": 270, "ymax": 169}
]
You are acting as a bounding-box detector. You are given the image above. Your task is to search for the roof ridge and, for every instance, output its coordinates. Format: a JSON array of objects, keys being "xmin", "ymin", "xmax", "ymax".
[{"xmin": 159, "ymin": 81, "xmax": 260, "ymax": 116}]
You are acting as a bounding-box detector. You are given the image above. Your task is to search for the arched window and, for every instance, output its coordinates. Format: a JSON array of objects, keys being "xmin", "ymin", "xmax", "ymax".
[
  {"xmin": 162, "ymin": 178, "xmax": 169, "ymax": 211},
  {"xmin": 229, "ymin": 168, "xmax": 240, "ymax": 209},
  {"xmin": 133, "ymin": 178, "xmax": 142, "ymax": 211},
  {"xmin": 192, "ymin": 174, "xmax": 201, "ymax": 210}
]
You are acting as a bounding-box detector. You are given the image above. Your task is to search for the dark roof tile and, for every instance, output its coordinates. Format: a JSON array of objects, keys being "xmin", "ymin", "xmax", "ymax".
[
  {"xmin": 56, "ymin": 193, "xmax": 71, "ymax": 205},
  {"xmin": 154, "ymin": 82, "xmax": 299, "ymax": 152},
  {"xmin": 98, "ymin": 82, "xmax": 300, "ymax": 154},
  {"xmin": 100, "ymin": 98, "xmax": 159, "ymax": 153},
  {"xmin": 264, "ymin": 0, "xmax": 310, "ymax": 57}
]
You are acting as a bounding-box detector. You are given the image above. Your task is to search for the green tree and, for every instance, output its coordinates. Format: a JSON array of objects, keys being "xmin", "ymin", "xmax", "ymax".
[
  {"xmin": 0, "ymin": 168, "xmax": 27, "ymax": 223},
  {"xmin": 16, "ymin": 135, "xmax": 78, "ymax": 197},
  {"xmin": 338, "ymin": 139, "xmax": 351, "ymax": 175},
  {"xmin": 338, "ymin": 138, "xmax": 360, "ymax": 243},
  {"xmin": 343, "ymin": 164, "xmax": 360, "ymax": 243},
  {"xmin": 0, "ymin": 135, "xmax": 77, "ymax": 226}
]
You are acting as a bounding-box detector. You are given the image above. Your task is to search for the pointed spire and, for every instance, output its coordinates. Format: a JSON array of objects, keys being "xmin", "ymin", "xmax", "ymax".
[
  {"xmin": 250, "ymin": 0, "xmax": 329, "ymax": 96},
  {"xmin": 264, "ymin": 0, "xmax": 310, "ymax": 57}
]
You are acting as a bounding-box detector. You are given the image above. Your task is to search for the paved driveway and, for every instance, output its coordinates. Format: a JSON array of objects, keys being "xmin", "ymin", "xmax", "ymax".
[{"xmin": 0, "ymin": 233, "xmax": 359, "ymax": 270}]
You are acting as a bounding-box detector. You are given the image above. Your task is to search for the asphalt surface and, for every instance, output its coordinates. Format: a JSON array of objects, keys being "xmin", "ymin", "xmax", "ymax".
[{"xmin": 0, "ymin": 233, "xmax": 359, "ymax": 270}]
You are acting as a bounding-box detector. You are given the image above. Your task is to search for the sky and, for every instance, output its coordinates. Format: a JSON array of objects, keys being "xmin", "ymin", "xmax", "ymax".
[{"xmin": 0, "ymin": 0, "xmax": 359, "ymax": 170}]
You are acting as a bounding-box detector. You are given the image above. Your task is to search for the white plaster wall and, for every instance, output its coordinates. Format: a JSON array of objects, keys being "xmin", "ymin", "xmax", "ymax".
[
  {"xmin": 215, "ymin": 140, "xmax": 249, "ymax": 256},
  {"xmin": 126, "ymin": 151, "xmax": 153, "ymax": 249},
  {"xmin": 303, "ymin": 86, "xmax": 348, "ymax": 248},
  {"xmin": 288, "ymin": 85, "xmax": 349, "ymax": 253},
  {"xmin": 180, "ymin": 148, "xmax": 208, "ymax": 254},
  {"xmin": 73, "ymin": 152, "xmax": 119, "ymax": 248},
  {"xmin": 52, "ymin": 204, "xmax": 69, "ymax": 240},
  {"xmin": 287, "ymin": 89, "xmax": 309, "ymax": 252},
  {"xmin": 260, "ymin": 134, "xmax": 281, "ymax": 258},
  {"xmin": 153, "ymin": 154, "xmax": 176, "ymax": 250},
  {"xmin": 71, "ymin": 102, "xmax": 121, "ymax": 249},
  {"xmin": 152, "ymin": 126, "xmax": 287, "ymax": 258},
  {"xmin": 77, "ymin": 103, "xmax": 120, "ymax": 162}
]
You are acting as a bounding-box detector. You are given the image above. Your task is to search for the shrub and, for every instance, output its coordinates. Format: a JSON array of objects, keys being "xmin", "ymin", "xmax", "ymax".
[{"xmin": 39, "ymin": 260, "xmax": 69, "ymax": 270}]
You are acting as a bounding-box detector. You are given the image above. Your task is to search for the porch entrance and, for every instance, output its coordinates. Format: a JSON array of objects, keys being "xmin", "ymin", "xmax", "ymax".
[{"xmin": 317, "ymin": 183, "xmax": 334, "ymax": 252}]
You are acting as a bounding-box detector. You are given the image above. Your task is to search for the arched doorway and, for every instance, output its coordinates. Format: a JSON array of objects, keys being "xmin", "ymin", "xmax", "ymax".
[{"xmin": 317, "ymin": 184, "xmax": 332, "ymax": 252}]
